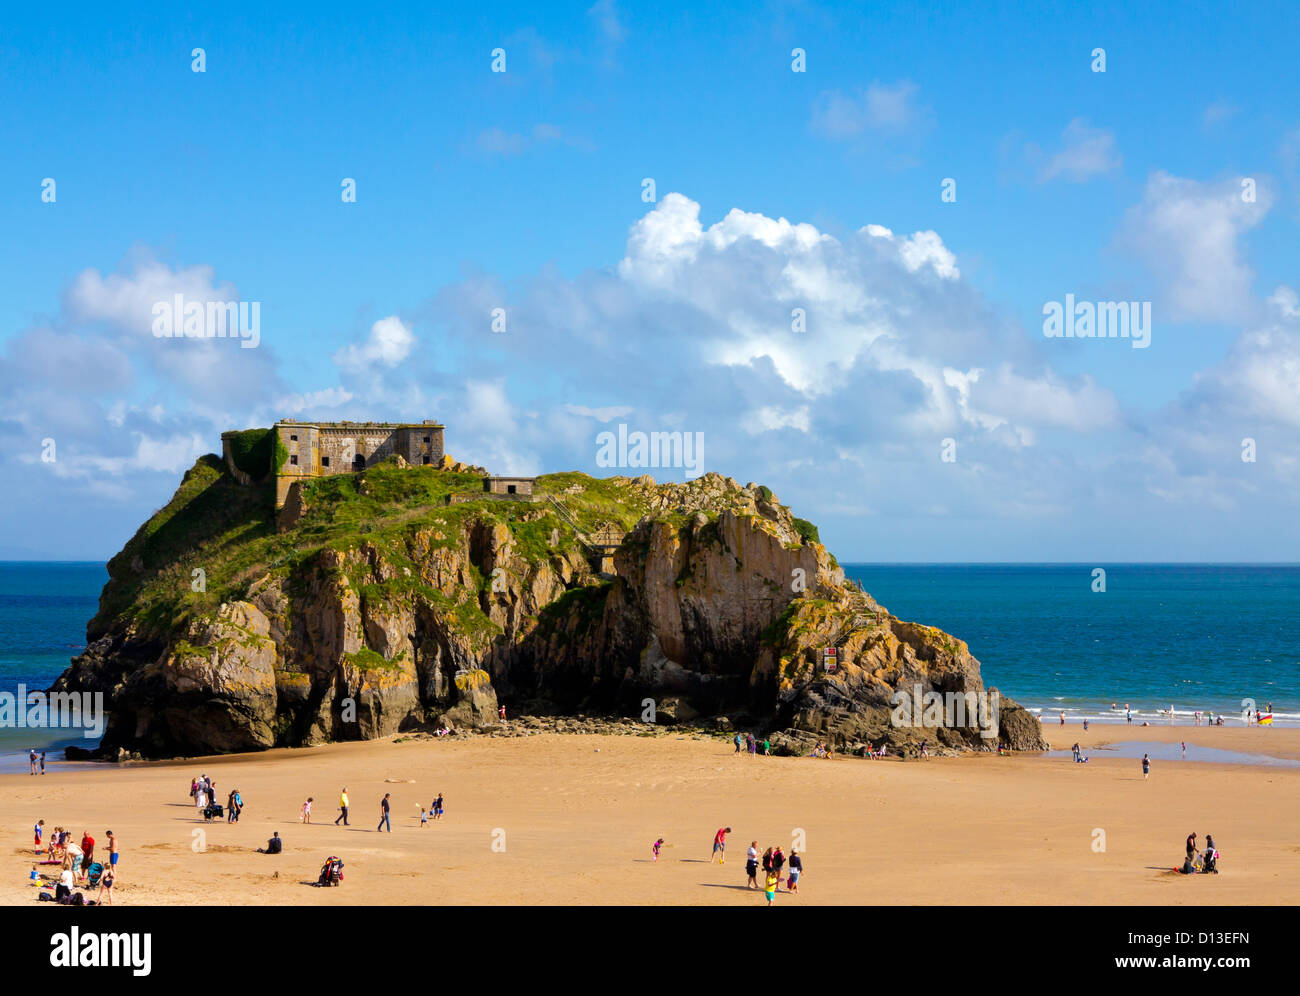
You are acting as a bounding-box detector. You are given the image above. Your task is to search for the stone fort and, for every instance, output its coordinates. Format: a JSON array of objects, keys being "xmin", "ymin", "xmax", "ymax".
[{"xmin": 225, "ymin": 420, "xmax": 445, "ymax": 507}]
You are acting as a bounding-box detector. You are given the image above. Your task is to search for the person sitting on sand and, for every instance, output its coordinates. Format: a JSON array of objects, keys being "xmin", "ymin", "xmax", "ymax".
[
  {"xmin": 56, "ymin": 865, "xmax": 75, "ymax": 903},
  {"xmin": 260, "ymin": 832, "xmax": 282, "ymax": 855},
  {"xmin": 1179, "ymin": 854, "xmax": 1197, "ymax": 875},
  {"xmin": 29, "ymin": 864, "xmax": 40, "ymax": 887}
]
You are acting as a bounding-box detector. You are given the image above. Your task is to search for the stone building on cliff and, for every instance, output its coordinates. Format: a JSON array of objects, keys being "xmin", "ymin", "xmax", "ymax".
[{"xmin": 222, "ymin": 420, "xmax": 445, "ymax": 508}]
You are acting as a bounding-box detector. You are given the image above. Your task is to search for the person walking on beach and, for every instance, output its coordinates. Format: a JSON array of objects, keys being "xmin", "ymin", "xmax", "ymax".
[
  {"xmin": 1185, "ymin": 831, "xmax": 1197, "ymax": 861},
  {"xmin": 1071, "ymin": 742, "xmax": 1080, "ymax": 763},
  {"xmin": 787, "ymin": 850, "xmax": 802, "ymax": 894},
  {"xmin": 378, "ymin": 793, "xmax": 392, "ymax": 832},
  {"xmin": 1126, "ymin": 708, "xmax": 1132, "ymax": 725},
  {"xmin": 746, "ymin": 842, "xmax": 759, "ymax": 888},
  {"xmin": 336, "ymin": 788, "xmax": 350, "ymax": 826},
  {"xmin": 39, "ymin": 751, "xmax": 46, "ymax": 774},
  {"xmin": 1142, "ymin": 753, "xmax": 1151, "ymax": 779},
  {"xmin": 710, "ymin": 826, "xmax": 730, "ymax": 863},
  {"xmin": 433, "ymin": 793, "xmax": 443, "ymax": 820},
  {"xmin": 34, "ymin": 820, "xmax": 44, "ymax": 852},
  {"xmin": 1082, "ymin": 718, "xmax": 1089, "ymax": 732},
  {"xmin": 652, "ymin": 838, "xmax": 664, "ymax": 862},
  {"xmin": 772, "ymin": 846, "xmax": 786, "ymax": 889},
  {"xmin": 300, "ymin": 797, "xmax": 313, "ymax": 824},
  {"xmin": 1059, "ymin": 711, "xmax": 1065, "ymax": 727},
  {"xmin": 1181, "ymin": 741, "xmax": 1186, "ymax": 760},
  {"xmin": 420, "ymin": 807, "xmax": 429, "ymax": 828},
  {"xmin": 734, "ymin": 733, "xmax": 742, "ymax": 753},
  {"xmin": 29, "ymin": 749, "xmax": 38, "ymax": 775}
]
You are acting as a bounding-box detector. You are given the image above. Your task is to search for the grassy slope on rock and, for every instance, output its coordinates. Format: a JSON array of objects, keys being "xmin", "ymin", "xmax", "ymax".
[{"xmin": 90, "ymin": 455, "xmax": 662, "ymax": 645}]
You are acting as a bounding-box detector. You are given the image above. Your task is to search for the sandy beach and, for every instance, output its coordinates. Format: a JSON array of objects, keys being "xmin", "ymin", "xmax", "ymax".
[{"xmin": 5, "ymin": 723, "xmax": 1299, "ymax": 906}]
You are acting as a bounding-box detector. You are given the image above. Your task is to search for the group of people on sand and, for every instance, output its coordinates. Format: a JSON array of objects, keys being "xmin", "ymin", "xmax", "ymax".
[
  {"xmin": 1179, "ymin": 831, "xmax": 1221, "ymax": 875},
  {"xmin": 296, "ymin": 787, "xmax": 445, "ymax": 831},
  {"xmin": 30, "ymin": 820, "xmax": 119, "ymax": 905},
  {"xmin": 733, "ymin": 732, "xmax": 771, "ymax": 755},
  {"xmin": 706, "ymin": 826, "xmax": 804, "ymax": 905},
  {"xmin": 189, "ymin": 773, "xmax": 243, "ymax": 822},
  {"xmin": 27, "ymin": 749, "xmax": 47, "ymax": 775}
]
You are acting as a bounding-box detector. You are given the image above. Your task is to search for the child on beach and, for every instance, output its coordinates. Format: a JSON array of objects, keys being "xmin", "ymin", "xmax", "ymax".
[
  {"xmin": 29, "ymin": 865, "xmax": 40, "ymax": 887},
  {"xmin": 652, "ymin": 838, "xmax": 664, "ymax": 861},
  {"xmin": 710, "ymin": 827, "xmax": 730, "ymax": 863},
  {"xmin": 34, "ymin": 820, "xmax": 44, "ymax": 851},
  {"xmin": 764, "ymin": 869, "xmax": 779, "ymax": 906},
  {"xmin": 1142, "ymin": 754, "xmax": 1151, "ymax": 779},
  {"xmin": 301, "ymin": 797, "xmax": 313, "ymax": 823},
  {"xmin": 420, "ymin": 808, "xmax": 429, "ymax": 828}
]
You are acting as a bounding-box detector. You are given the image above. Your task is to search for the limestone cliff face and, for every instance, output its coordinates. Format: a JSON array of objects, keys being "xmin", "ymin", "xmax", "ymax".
[{"xmin": 53, "ymin": 458, "xmax": 1045, "ymax": 758}]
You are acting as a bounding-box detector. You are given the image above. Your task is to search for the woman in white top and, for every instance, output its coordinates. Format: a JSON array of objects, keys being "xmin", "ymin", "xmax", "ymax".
[{"xmin": 56, "ymin": 866, "xmax": 75, "ymax": 902}]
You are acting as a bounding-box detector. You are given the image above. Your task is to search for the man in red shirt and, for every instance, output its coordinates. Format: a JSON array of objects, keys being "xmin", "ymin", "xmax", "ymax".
[
  {"xmin": 79, "ymin": 830, "xmax": 95, "ymax": 882},
  {"xmin": 710, "ymin": 826, "xmax": 732, "ymax": 864}
]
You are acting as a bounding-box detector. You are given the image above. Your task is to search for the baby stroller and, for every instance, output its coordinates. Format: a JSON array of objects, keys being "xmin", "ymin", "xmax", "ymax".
[
  {"xmin": 318, "ymin": 855, "xmax": 344, "ymax": 887},
  {"xmin": 203, "ymin": 803, "xmax": 225, "ymax": 822},
  {"xmin": 1203, "ymin": 849, "xmax": 1219, "ymax": 874},
  {"xmin": 86, "ymin": 862, "xmax": 105, "ymax": 889}
]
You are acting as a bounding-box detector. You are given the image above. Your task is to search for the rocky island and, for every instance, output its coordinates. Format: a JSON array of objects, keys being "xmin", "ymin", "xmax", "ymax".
[{"xmin": 53, "ymin": 424, "xmax": 1045, "ymax": 759}]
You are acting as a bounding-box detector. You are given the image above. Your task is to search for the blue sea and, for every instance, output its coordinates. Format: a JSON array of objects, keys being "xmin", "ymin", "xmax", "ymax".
[
  {"xmin": 2, "ymin": 562, "xmax": 1297, "ymax": 771},
  {"xmin": 843, "ymin": 564, "xmax": 1298, "ymax": 727},
  {"xmin": 0, "ymin": 562, "xmax": 106, "ymax": 770}
]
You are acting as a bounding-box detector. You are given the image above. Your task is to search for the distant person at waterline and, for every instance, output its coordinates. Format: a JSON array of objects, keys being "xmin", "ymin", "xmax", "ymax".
[{"xmin": 1142, "ymin": 754, "xmax": 1151, "ymax": 779}]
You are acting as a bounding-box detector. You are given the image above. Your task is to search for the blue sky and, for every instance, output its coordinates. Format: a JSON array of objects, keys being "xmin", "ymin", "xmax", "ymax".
[{"xmin": 2, "ymin": 1, "xmax": 1298, "ymax": 560}]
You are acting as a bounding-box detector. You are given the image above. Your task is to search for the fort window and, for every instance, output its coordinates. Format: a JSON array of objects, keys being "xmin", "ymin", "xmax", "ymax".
[
  {"xmin": 507, "ymin": 484, "xmax": 517, "ymax": 494},
  {"xmin": 321, "ymin": 457, "xmax": 330, "ymax": 467},
  {"xmin": 290, "ymin": 434, "xmax": 298, "ymax": 441},
  {"xmin": 353, "ymin": 454, "xmax": 365, "ymax": 471},
  {"xmin": 423, "ymin": 436, "xmax": 430, "ymax": 443},
  {"xmin": 290, "ymin": 455, "xmax": 298, "ymax": 466}
]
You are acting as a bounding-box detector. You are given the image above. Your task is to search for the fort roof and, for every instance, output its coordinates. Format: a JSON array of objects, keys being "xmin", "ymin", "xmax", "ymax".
[{"xmin": 270, "ymin": 419, "xmax": 444, "ymax": 429}]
